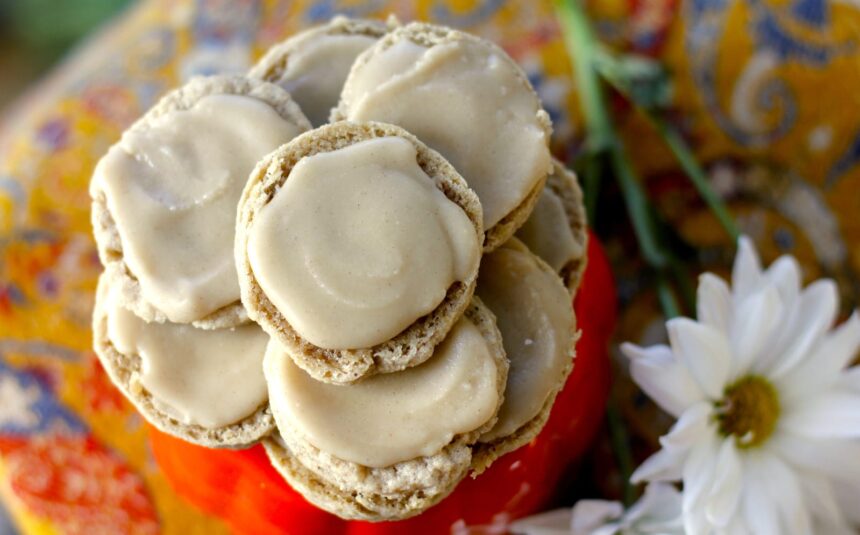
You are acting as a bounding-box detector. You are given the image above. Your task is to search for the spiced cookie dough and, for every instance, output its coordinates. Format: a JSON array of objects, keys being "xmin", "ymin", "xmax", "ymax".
[
  {"xmin": 92, "ymin": 276, "xmax": 274, "ymax": 448},
  {"xmin": 333, "ymin": 22, "xmax": 552, "ymax": 251},
  {"xmin": 250, "ymin": 16, "xmax": 397, "ymax": 126},
  {"xmin": 90, "ymin": 75, "xmax": 311, "ymax": 328},
  {"xmin": 516, "ymin": 159, "xmax": 589, "ymax": 294},
  {"xmin": 472, "ymin": 239, "xmax": 577, "ymax": 472},
  {"xmin": 235, "ymin": 121, "xmax": 483, "ymax": 384},
  {"xmin": 263, "ymin": 299, "xmax": 508, "ymax": 521}
]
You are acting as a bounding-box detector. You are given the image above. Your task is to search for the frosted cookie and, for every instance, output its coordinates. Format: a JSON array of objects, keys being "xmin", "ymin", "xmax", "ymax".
[
  {"xmin": 235, "ymin": 121, "xmax": 483, "ymax": 384},
  {"xmin": 250, "ymin": 16, "xmax": 396, "ymax": 127},
  {"xmin": 516, "ymin": 159, "xmax": 589, "ymax": 294},
  {"xmin": 333, "ymin": 22, "xmax": 552, "ymax": 251},
  {"xmin": 471, "ymin": 239, "xmax": 576, "ymax": 472},
  {"xmin": 263, "ymin": 299, "xmax": 508, "ymax": 521},
  {"xmin": 90, "ymin": 75, "xmax": 311, "ymax": 328},
  {"xmin": 92, "ymin": 276, "xmax": 273, "ymax": 448}
]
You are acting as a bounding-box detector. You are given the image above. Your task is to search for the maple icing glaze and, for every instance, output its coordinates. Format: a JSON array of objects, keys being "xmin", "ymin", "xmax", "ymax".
[
  {"xmin": 340, "ymin": 37, "xmax": 551, "ymax": 228},
  {"xmin": 248, "ymin": 137, "xmax": 480, "ymax": 349},
  {"xmin": 265, "ymin": 318, "xmax": 499, "ymax": 467},
  {"xmin": 105, "ymin": 295, "xmax": 269, "ymax": 429},
  {"xmin": 477, "ymin": 241, "xmax": 573, "ymax": 441},
  {"xmin": 516, "ymin": 186, "xmax": 581, "ymax": 272},
  {"xmin": 94, "ymin": 94, "xmax": 305, "ymax": 322},
  {"xmin": 272, "ymin": 31, "xmax": 378, "ymax": 126}
]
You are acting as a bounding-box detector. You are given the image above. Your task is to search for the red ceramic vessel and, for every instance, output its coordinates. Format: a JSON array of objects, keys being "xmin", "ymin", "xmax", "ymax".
[{"xmin": 149, "ymin": 232, "xmax": 616, "ymax": 534}]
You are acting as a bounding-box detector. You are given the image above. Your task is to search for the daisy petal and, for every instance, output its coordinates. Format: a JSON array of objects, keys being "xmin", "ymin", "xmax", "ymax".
[
  {"xmin": 753, "ymin": 258, "xmax": 822, "ymax": 375},
  {"xmin": 568, "ymin": 501, "xmax": 623, "ymax": 535},
  {"xmin": 508, "ymin": 508, "xmax": 575, "ymax": 535},
  {"xmin": 742, "ymin": 460, "xmax": 781, "ymax": 535},
  {"xmin": 628, "ymin": 483, "xmax": 684, "ymax": 531},
  {"xmin": 781, "ymin": 389, "xmax": 860, "ymax": 438},
  {"xmin": 758, "ymin": 455, "xmax": 812, "ymax": 535},
  {"xmin": 659, "ymin": 402, "xmax": 712, "ymax": 449},
  {"xmin": 841, "ymin": 367, "xmax": 860, "ymax": 392},
  {"xmin": 731, "ymin": 285, "xmax": 782, "ymax": 376},
  {"xmin": 798, "ymin": 472, "xmax": 843, "ymax": 527},
  {"xmin": 705, "ymin": 440, "xmax": 743, "ymax": 527},
  {"xmin": 813, "ymin": 520, "xmax": 856, "ymax": 535},
  {"xmin": 697, "ymin": 273, "xmax": 732, "ymax": 334},
  {"xmin": 819, "ymin": 312, "xmax": 860, "ymax": 373},
  {"xmin": 623, "ymin": 343, "xmax": 705, "ymax": 417},
  {"xmin": 732, "ymin": 236, "xmax": 763, "ymax": 301},
  {"xmin": 681, "ymin": 431, "xmax": 720, "ymax": 512},
  {"xmin": 833, "ymin": 479, "xmax": 860, "ymax": 525},
  {"xmin": 771, "ymin": 433, "xmax": 860, "ymax": 483},
  {"xmin": 683, "ymin": 508, "xmax": 711, "ymax": 535},
  {"xmin": 777, "ymin": 312, "xmax": 860, "ymax": 401},
  {"xmin": 768, "ymin": 280, "xmax": 838, "ymax": 378},
  {"xmin": 720, "ymin": 515, "xmax": 752, "ymax": 535},
  {"xmin": 631, "ymin": 447, "xmax": 685, "ymax": 484},
  {"xmin": 667, "ymin": 319, "xmax": 731, "ymax": 399},
  {"xmin": 763, "ymin": 255, "xmax": 801, "ymax": 306}
]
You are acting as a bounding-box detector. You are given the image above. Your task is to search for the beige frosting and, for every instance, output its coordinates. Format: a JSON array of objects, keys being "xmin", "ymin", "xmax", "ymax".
[
  {"xmin": 105, "ymin": 296, "xmax": 270, "ymax": 429},
  {"xmin": 265, "ymin": 318, "xmax": 499, "ymax": 467},
  {"xmin": 93, "ymin": 94, "xmax": 305, "ymax": 323},
  {"xmin": 477, "ymin": 242, "xmax": 573, "ymax": 442},
  {"xmin": 516, "ymin": 188, "xmax": 581, "ymax": 272},
  {"xmin": 247, "ymin": 137, "xmax": 480, "ymax": 350},
  {"xmin": 340, "ymin": 38, "xmax": 551, "ymax": 228},
  {"xmin": 274, "ymin": 33, "xmax": 378, "ymax": 126}
]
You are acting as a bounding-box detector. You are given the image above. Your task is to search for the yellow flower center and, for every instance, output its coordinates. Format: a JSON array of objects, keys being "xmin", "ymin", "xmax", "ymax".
[{"xmin": 715, "ymin": 375, "xmax": 780, "ymax": 449}]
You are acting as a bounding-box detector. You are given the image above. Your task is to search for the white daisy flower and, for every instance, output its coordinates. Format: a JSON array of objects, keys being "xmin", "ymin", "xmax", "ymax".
[
  {"xmin": 508, "ymin": 482, "xmax": 684, "ymax": 535},
  {"xmin": 622, "ymin": 237, "xmax": 860, "ymax": 535}
]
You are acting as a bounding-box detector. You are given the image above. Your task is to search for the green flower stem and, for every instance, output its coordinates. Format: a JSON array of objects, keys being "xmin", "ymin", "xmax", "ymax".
[
  {"xmin": 590, "ymin": 43, "xmax": 740, "ymax": 241},
  {"xmin": 657, "ymin": 275, "xmax": 681, "ymax": 319},
  {"xmin": 643, "ymin": 113, "xmax": 740, "ymax": 241},
  {"xmin": 555, "ymin": 0, "xmax": 683, "ymax": 305},
  {"xmin": 554, "ymin": 0, "xmax": 612, "ymax": 224},
  {"xmin": 668, "ymin": 257, "xmax": 697, "ymax": 313},
  {"xmin": 557, "ymin": 0, "xmax": 612, "ymax": 148},
  {"xmin": 607, "ymin": 401, "xmax": 636, "ymax": 506},
  {"xmin": 608, "ymin": 140, "xmax": 670, "ymax": 269},
  {"xmin": 555, "ymin": 0, "xmax": 684, "ymax": 505}
]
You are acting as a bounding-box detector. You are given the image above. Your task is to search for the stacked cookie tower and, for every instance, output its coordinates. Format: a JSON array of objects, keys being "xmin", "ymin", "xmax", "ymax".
[{"xmin": 90, "ymin": 16, "xmax": 588, "ymax": 521}]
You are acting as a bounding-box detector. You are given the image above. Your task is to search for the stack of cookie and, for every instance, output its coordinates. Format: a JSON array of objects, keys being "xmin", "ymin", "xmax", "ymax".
[{"xmin": 91, "ymin": 16, "xmax": 588, "ymax": 522}]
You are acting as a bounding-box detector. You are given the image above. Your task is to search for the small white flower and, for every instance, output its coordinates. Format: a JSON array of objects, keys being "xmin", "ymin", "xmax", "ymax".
[
  {"xmin": 622, "ymin": 236, "xmax": 860, "ymax": 535},
  {"xmin": 508, "ymin": 482, "xmax": 684, "ymax": 535}
]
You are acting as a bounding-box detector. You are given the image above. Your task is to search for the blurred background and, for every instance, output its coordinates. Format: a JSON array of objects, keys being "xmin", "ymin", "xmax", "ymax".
[{"xmin": 0, "ymin": 0, "xmax": 132, "ymax": 112}]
